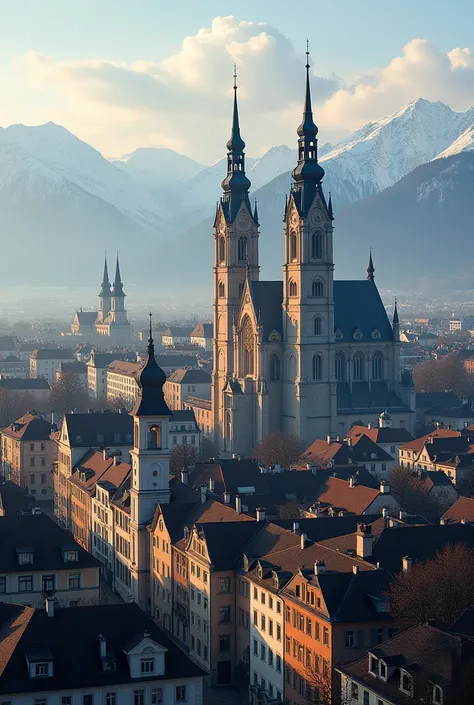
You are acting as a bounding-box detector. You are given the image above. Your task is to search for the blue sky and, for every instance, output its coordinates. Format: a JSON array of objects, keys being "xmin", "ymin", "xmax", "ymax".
[{"xmin": 1, "ymin": 1, "xmax": 473, "ymax": 160}]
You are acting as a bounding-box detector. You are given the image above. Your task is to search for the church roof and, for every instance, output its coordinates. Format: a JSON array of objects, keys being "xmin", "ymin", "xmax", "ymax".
[
  {"xmin": 248, "ymin": 281, "xmax": 284, "ymax": 338},
  {"xmin": 337, "ymin": 382, "xmax": 412, "ymax": 415},
  {"xmin": 334, "ymin": 280, "xmax": 393, "ymax": 342},
  {"xmin": 75, "ymin": 311, "xmax": 97, "ymax": 326}
]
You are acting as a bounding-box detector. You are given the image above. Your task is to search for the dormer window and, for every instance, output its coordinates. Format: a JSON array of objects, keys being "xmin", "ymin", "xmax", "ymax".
[
  {"xmin": 379, "ymin": 660, "xmax": 387, "ymax": 681},
  {"xmin": 369, "ymin": 654, "xmax": 378, "ymax": 676},
  {"xmin": 432, "ymin": 684, "xmax": 443, "ymax": 704},
  {"xmin": 140, "ymin": 658, "xmax": 155, "ymax": 674},
  {"xmin": 35, "ymin": 662, "xmax": 50, "ymax": 678},
  {"xmin": 17, "ymin": 548, "xmax": 33, "ymax": 565},
  {"xmin": 400, "ymin": 670, "xmax": 413, "ymax": 695},
  {"xmin": 26, "ymin": 651, "xmax": 54, "ymax": 679},
  {"xmin": 62, "ymin": 548, "xmax": 79, "ymax": 563},
  {"xmin": 257, "ymin": 565, "xmax": 263, "ymax": 579}
]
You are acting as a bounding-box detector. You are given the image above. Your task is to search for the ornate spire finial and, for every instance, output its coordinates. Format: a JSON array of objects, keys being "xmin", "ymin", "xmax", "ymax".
[
  {"xmin": 221, "ymin": 63, "xmax": 251, "ymax": 199},
  {"xmin": 367, "ymin": 247, "xmax": 375, "ymax": 281},
  {"xmin": 393, "ymin": 298, "xmax": 399, "ymax": 327},
  {"xmin": 253, "ymin": 198, "xmax": 259, "ymax": 224},
  {"xmin": 306, "ymin": 39, "xmax": 310, "ymax": 69},
  {"xmin": 233, "ymin": 63, "xmax": 237, "ymax": 90},
  {"xmin": 328, "ymin": 191, "xmax": 334, "ymax": 220},
  {"xmin": 148, "ymin": 311, "xmax": 154, "ymax": 353}
]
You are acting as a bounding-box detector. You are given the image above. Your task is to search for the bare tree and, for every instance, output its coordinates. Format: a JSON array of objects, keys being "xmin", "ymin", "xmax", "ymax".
[
  {"xmin": 388, "ymin": 543, "xmax": 474, "ymax": 630},
  {"xmin": 107, "ymin": 395, "xmax": 132, "ymax": 411},
  {"xmin": 170, "ymin": 443, "xmax": 199, "ymax": 476},
  {"xmin": 49, "ymin": 372, "xmax": 88, "ymax": 415},
  {"xmin": 255, "ymin": 430, "xmax": 305, "ymax": 469},
  {"xmin": 389, "ymin": 465, "xmax": 441, "ymax": 518},
  {"xmin": 0, "ymin": 390, "xmax": 37, "ymax": 426},
  {"xmin": 413, "ymin": 355, "xmax": 472, "ymax": 396}
]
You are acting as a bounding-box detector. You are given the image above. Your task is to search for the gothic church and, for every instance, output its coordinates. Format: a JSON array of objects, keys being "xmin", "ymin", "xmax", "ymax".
[{"xmin": 212, "ymin": 56, "xmax": 415, "ymax": 457}]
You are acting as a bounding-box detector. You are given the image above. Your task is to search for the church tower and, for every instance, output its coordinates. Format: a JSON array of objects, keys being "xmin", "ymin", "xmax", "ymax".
[
  {"xmin": 110, "ymin": 256, "xmax": 127, "ymax": 324},
  {"xmin": 129, "ymin": 315, "xmax": 172, "ymax": 607},
  {"xmin": 282, "ymin": 47, "xmax": 336, "ymax": 442},
  {"xmin": 212, "ymin": 68, "xmax": 259, "ymax": 451},
  {"xmin": 96, "ymin": 255, "xmax": 111, "ymax": 324}
]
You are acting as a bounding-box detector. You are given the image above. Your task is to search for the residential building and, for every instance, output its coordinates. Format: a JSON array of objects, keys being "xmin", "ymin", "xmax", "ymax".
[
  {"xmin": 106, "ymin": 360, "xmax": 142, "ymax": 406},
  {"xmin": 72, "ymin": 256, "xmax": 131, "ymax": 340},
  {"xmin": 0, "ymin": 602, "xmax": 205, "ymax": 705},
  {"xmin": 314, "ymin": 477, "xmax": 398, "ymax": 516},
  {"xmin": 302, "ymin": 433, "xmax": 395, "ymax": 480},
  {"xmin": 399, "ymin": 430, "xmax": 474, "ymax": 486},
  {"xmin": 17, "ymin": 342, "xmax": 37, "ymax": 362},
  {"xmin": 0, "ymin": 377, "xmax": 50, "ymax": 404},
  {"xmin": 190, "ymin": 322, "xmax": 213, "ymax": 351},
  {"xmin": 442, "ymin": 495, "xmax": 474, "ymax": 523},
  {"xmin": 29, "ymin": 348, "xmax": 74, "ymax": 382},
  {"xmin": 0, "ymin": 480, "xmax": 36, "ymax": 516},
  {"xmin": 0, "ymin": 336, "xmax": 18, "ymax": 358},
  {"xmin": 338, "ymin": 623, "xmax": 474, "ymax": 705},
  {"xmin": 56, "ymin": 360, "xmax": 88, "ymax": 386},
  {"xmin": 0, "ymin": 354, "xmax": 27, "ymax": 378},
  {"xmin": 0, "ymin": 413, "xmax": 57, "ymax": 501},
  {"xmin": 169, "ymin": 410, "xmax": 201, "ymax": 448},
  {"xmin": 399, "ymin": 428, "xmax": 461, "ymax": 470},
  {"xmin": 54, "ymin": 410, "xmax": 133, "ymax": 528},
  {"xmin": 158, "ymin": 353, "xmax": 200, "ymax": 375},
  {"xmin": 165, "ymin": 368, "xmax": 211, "ymax": 410},
  {"xmin": 162, "ymin": 326, "xmax": 195, "ymax": 347},
  {"xmin": 0, "ymin": 512, "xmax": 100, "ymax": 607},
  {"xmin": 212, "ymin": 59, "xmax": 415, "ymax": 458},
  {"xmin": 184, "ymin": 397, "xmax": 213, "ymax": 437},
  {"xmin": 87, "ymin": 350, "xmax": 122, "ymax": 399},
  {"xmin": 346, "ymin": 411, "xmax": 414, "ymax": 462}
]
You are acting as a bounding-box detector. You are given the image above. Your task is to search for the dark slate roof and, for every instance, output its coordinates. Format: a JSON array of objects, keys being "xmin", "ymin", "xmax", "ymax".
[
  {"xmin": 273, "ymin": 514, "xmax": 381, "ymax": 542},
  {"xmin": 416, "ymin": 391, "xmax": 460, "ymax": 410},
  {"xmin": 333, "ymin": 280, "xmax": 393, "ymax": 341},
  {"xmin": 0, "ymin": 337, "xmax": 17, "ymax": 351},
  {"xmin": 170, "ymin": 410, "xmax": 197, "ymax": 423},
  {"xmin": 0, "ymin": 481, "xmax": 36, "ymax": 516},
  {"xmin": 450, "ymin": 606, "xmax": 474, "ymax": 638},
  {"xmin": 63, "ymin": 412, "xmax": 133, "ymax": 447},
  {"xmin": 75, "ymin": 311, "xmax": 97, "ymax": 325},
  {"xmin": 167, "ymin": 369, "xmax": 211, "ymax": 384},
  {"xmin": 248, "ymin": 281, "xmax": 284, "ymax": 338},
  {"xmin": 58, "ymin": 362, "xmax": 87, "ymax": 374},
  {"xmin": 87, "ymin": 353, "xmax": 123, "ymax": 369},
  {"xmin": 30, "ymin": 348, "xmax": 74, "ymax": 360},
  {"xmin": 163, "ymin": 327, "xmax": 194, "ymax": 337},
  {"xmin": 2, "ymin": 414, "xmax": 55, "ymax": 441},
  {"xmin": 198, "ymin": 521, "xmax": 260, "ymax": 570},
  {"xmin": 337, "ymin": 381, "xmax": 411, "ymax": 414},
  {"xmin": 158, "ymin": 355, "xmax": 199, "ymax": 368},
  {"xmin": 0, "ymin": 602, "xmax": 205, "ymax": 694},
  {"xmin": 0, "ymin": 378, "xmax": 50, "ymax": 390},
  {"xmin": 0, "ymin": 513, "xmax": 100, "ymax": 572}
]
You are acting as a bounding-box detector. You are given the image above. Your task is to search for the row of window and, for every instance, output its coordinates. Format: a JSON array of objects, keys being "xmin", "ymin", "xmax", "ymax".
[
  {"xmin": 268, "ymin": 350, "xmax": 385, "ymax": 382},
  {"xmin": 252, "ymin": 610, "xmax": 282, "ymax": 641},
  {"xmin": 0, "ymin": 573, "xmax": 80, "ymax": 592},
  {"xmin": 252, "ymin": 585, "xmax": 282, "ymax": 613},
  {"xmin": 29, "ymin": 457, "xmax": 47, "ymax": 467},
  {"xmin": 21, "ymin": 687, "xmax": 186, "ymax": 705},
  {"xmin": 252, "ymin": 639, "xmax": 282, "ymax": 672},
  {"xmin": 190, "ymin": 633, "xmax": 209, "ymax": 661},
  {"xmin": 252, "ymin": 672, "xmax": 283, "ymax": 702}
]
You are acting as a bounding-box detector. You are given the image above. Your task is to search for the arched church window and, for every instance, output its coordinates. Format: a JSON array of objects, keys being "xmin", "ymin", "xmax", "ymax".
[
  {"xmin": 288, "ymin": 353, "xmax": 297, "ymax": 381},
  {"xmin": 311, "ymin": 280, "xmax": 324, "ymax": 297},
  {"xmin": 290, "ymin": 231, "xmax": 297, "ymax": 261},
  {"xmin": 134, "ymin": 423, "xmax": 139, "ymax": 448},
  {"xmin": 218, "ymin": 281, "xmax": 225, "ymax": 298},
  {"xmin": 311, "ymin": 231, "xmax": 323, "ymax": 259},
  {"xmin": 313, "ymin": 316, "xmax": 322, "ymax": 336},
  {"xmin": 289, "ymin": 280, "xmax": 298, "ymax": 297},
  {"xmin": 218, "ymin": 237, "xmax": 225, "ymax": 263},
  {"xmin": 225, "ymin": 410, "xmax": 232, "ymax": 451},
  {"xmin": 335, "ymin": 351, "xmax": 346, "ymax": 381},
  {"xmin": 242, "ymin": 316, "xmax": 255, "ymax": 377},
  {"xmin": 270, "ymin": 353, "xmax": 280, "ymax": 381},
  {"xmin": 238, "ymin": 237, "xmax": 248, "ymax": 262},
  {"xmin": 312, "ymin": 354, "xmax": 322, "ymax": 380},
  {"xmin": 372, "ymin": 351, "xmax": 384, "ymax": 381},
  {"xmin": 353, "ymin": 351, "xmax": 365, "ymax": 381},
  {"xmin": 148, "ymin": 424, "xmax": 161, "ymax": 450}
]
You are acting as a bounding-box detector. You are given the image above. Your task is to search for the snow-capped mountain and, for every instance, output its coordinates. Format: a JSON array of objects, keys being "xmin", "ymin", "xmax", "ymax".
[
  {"xmin": 111, "ymin": 147, "xmax": 204, "ymax": 188},
  {"xmin": 0, "ymin": 123, "xmax": 170, "ymax": 230},
  {"xmin": 435, "ymin": 125, "xmax": 474, "ymax": 159}
]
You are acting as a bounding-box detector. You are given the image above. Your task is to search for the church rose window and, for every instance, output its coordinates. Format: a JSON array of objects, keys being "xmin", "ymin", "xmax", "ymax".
[
  {"xmin": 242, "ymin": 317, "xmax": 255, "ymax": 376},
  {"xmin": 270, "ymin": 354, "xmax": 281, "ymax": 381},
  {"xmin": 312, "ymin": 354, "xmax": 322, "ymax": 380},
  {"xmin": 313, "ymin": 317, "xmax": 322, "ymax": 336},
  {"xmin": 372, "ymin": 351, "xmax": 384, "ymax": 380},
  {"xmin": 311, "ymin": 280, "xmax": 324, "ymax": 297},
  {"xmin": 335, "ymin": 351, "xmax": 346, "ymax": 381},
  {"xmin": 353, "ymin": 351, "xmax": 364, "ymax": 381}
]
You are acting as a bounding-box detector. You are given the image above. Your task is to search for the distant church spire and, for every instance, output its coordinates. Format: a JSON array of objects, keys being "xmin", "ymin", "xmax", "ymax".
[
  {"xmin": 328, "ymin": 192, "xmax": 334, "ymax": 220},
  {"xmin": 112, "ymin": 255, "xmax": 125, "ymax": 297},
  {"xmin": 221, "ymin": 65, "xmax": 251, "ymax": 206},
  {"xmin": 392, "ymin": 298, "xmax": 399, "ymax": 327},
  {"xmin": 367, "ymin": 248, "xmax": 375, "ymax": 281},
  {"xmin": 99, "ymin": 254, "xmax": 111, "ymax": 297}
]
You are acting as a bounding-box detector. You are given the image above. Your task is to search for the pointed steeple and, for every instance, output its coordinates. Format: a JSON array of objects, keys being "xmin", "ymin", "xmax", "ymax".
[
  {"xmin": 112, "ymin": 255, "xmax": 125, "ymax": 297},
  {"xmin": 99, "ymin": 254, "xmax": 111, "ymax": 297},
  {"xmin": 253, "ymin": 198, "xmax": 259, "ymax": 225},
  {"xmin": 328, "ymin": 192, "xmax": 334, "ymax": 221},
  {"xmin": 221, "ymin": 65, "xmax": 251, "ymax": 204},
  {"xmin": 292, "ymin": 43, "xmax": 325, "ymax": 188},
  {"xmin": 392, "ymin": 298, "xmax": 399, "ymax": 327},
  {"xmin": 367, "ymin": 249, "xmax": 375, "ymax": 282},
  {"xmin": 132, "ymin": 313, "xmax": 171, "ymax": 417}
]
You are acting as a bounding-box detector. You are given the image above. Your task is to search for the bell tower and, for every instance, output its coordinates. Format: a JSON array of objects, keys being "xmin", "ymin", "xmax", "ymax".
[
  {"xmin": 282, "ymin": 45, "xmax": 336, "ymax": 442},
  {"xmin": 212, "ymin": 67, "xmax": 259, "ymax": 451},
  {"xmin": 96, "ymin": 255, "xmax": 111, "ymax": 324}
]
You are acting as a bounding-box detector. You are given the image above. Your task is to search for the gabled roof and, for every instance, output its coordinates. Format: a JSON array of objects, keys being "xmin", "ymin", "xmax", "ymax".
[
  {"xmin": 2, "ymin": 414, "xmax": 54, "ymax": 441},
  {"xmin": 0, "ymin": 481, "xmax": 36, "ymax": 516},
  {"xmin": 106, "ymin": 360, "xmax": 142, "ymax": 377},
  {"xmin": 0, "ymin": 603, "xmax": 204, "ymax": 694},
  {"xmin": 0, "ymin": 378, "xmax": 50, "ymax": 390},
  {"xmin": 333, "ymin": 280, "xmax": 393, "ymax": 342},
  {"xmin": 190, "ymin": 323, "xmax": 213, "ymax": 338},
  {"xmin": 347, "ymin": 424, "xmax": 414, "ymax": 445},
  {"xmin": 70, "ymin": 450, "xmax": 130, "ymax": 494},
  {"xmin": 196, "ymin": 521, "xmax": 260, "ymax": 570},
  {"xmin": 167, "ymin": 369, "xmax": 211, "ymax": 384},
  {"xmin": 163, "ymin": 327, "xmax": 194, "ymax": 337},
  {"xmin": 62, "ymin": 412, "xmax": 133, "ymax": 448},
  {"xmin": 416, "ymin": 391, "xmax": 460, "ymax": 410},
  {"xmin": 316, "ymin": 477, "xmax": 382, "ymax": 515},
  {"xmin": 442, "ymin": 496, "xmax": 474, "ymax": 523},
  {"xmin": 401, "ymin": 429, "xmax": 461, "ymax": 453},
  {"xmin": 248, "ymin": 280, "xmax": 284, "ymax": 338},
  {"xmin": 58, "ymin": 361, "xmax": 87, "ymax": 374},
  {"xmin": 74, "ymin": 311, "xmax": 97, "ymax": 325}
]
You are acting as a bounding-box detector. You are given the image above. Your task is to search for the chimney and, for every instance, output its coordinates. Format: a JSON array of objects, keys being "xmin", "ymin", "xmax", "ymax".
[
  {"xmin": 314, "ymin": 560, "xmax": 326, "ymax": 575},
  {"xmin": 235, "ymin": 495, "xmax": 242, "ymax": 513},
  {"xmin": 300, "ymin": 532, "xmax": 307, "ymax": 549},
  {"xmin": 223, "ymin": 491, "xmax": 231, "ymax": 505},
  {"xmin": 45, "ymin": 593, "xmax": 55, "ymax": 618},
  {"xmin": 352, "ymin": 565, "xmax": 359, "ymax": 575},
  {"xmin": 367, "ymin": 422, "xmax": 372, "ymax": 430},
  {"xmin": 440, "ymin": 517, "xmax": 447, "ymax": 525},
  {"xmin": 346, "ymin": 437, "xmax": 352, "ymax": 447},
  {"xmin": 200, "ymin": 485, "xmax": 207, "ymax": 504},
  {"xmin": 402, "ymin": 556, "xmax": 412, "ymax": 572},
  {"xmin": 208, "ymin": 478, "xmax": 215, "ymax": 492},
  {"xmin": 356, "ymin": 523, "xmax": 374, "ymax": 559},
  {"xmin": 389, "ymin": 518, "xmax": 398, "ymax": 528},
  {"xmin": 379, "ymin": 481, "xmax": 390, "ymax": 494},
  {"xmin": 399, "ymin": 510, "xmax": 407, "ymax": 520},
  {"xmin": 326, "ymin": 434, "xmax": 332, "ymax": 445},
  {"xmin": 113, "ymin": 455, "xmax": 119, "ymax": 466},
  {"xmin": 382, "ymin": 507, "xmax": 389, "ymax": 519},
  {"xmin": 180, "ymin": 470, "xmax": 189, "ymax": 485},
  {"xmin": 98, "ymin": 634, "xmax": 106, "ymax": 658},
  {"xmin": 349, "ymin": 476, "xmax": 356, "ymax": 488},
  {"xmin": 103, "ymin": 449, "xmax": 107, "ymax": 460},
  {"xmin": 293, "ymin": 521, "xmax": 300, "ymax": 534},
  {"xmin": 256, "ymin": 507, "xmax": 266, "ymax": 522}
]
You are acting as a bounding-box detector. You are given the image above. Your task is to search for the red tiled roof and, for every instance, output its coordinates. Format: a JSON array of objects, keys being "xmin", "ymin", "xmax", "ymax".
[
  {"xmin": 316, "ymin": 477, "xmax": 381, "ymax": 515},
  {"xmin": 400, "ymin": 428, "xmax": 460, "ymax": 453},
  {"xmin": 442, "ymin": 496, "xmax": 474, "ymax": 523}
]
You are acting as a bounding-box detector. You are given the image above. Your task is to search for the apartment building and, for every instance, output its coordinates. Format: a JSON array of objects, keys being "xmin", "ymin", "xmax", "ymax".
[
  {"xmin": 169, "ymin": 410, "xmax": 201, "ymax": 448},
  {"xmin": 184, "ymin": 397, "xmax": 213, "ymax": 437},
  {"xmin": 0, "ymin": 354, "xmax": 27, "ymax": 377},
  {"xmin": 0, "ymin": 413, "xmax": 57, "ymax": 501},
  {"xmin": 86, "ymin": 350, "xmax": 121, "ymax": 398},
  {"xmin": 54, "ymin": 411, "xmax": 133, "ymax": 528},
  {"xmin": 0, "ymin": 512, "xmax": 101, "ymax": 608},
  {"xmin": 0, "ymin": 602, "xmax": 205, "ymax": 705},
  {"xmin": 162, "ymin": 326, "xmax": 194, "ymax": 347},
  {"xmin": 0, "ymin": 377, "xmax": 50, "ymax": 404},
  {"xmin": 303, "ymin": 434, "xmax": 396, "ymax": 480},
  {"xmin": 164, "ymin": 368, "xmax": 211, "ymax": 410},
  {"xmin": 29, "ymin": 348, "xmax": 74, "ymax": 381},
  {"xmin": 106, "ymin": 359, "xmax": 142, "ymax": 406}
]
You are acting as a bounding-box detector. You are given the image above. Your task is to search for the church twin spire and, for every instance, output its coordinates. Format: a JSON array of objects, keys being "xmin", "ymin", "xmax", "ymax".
[
  {"xmin": 99, "ymin": 255, "xmax": 111, "ymax": 297},
  {"xmin": 221, "ymin": 65, "xmax": 251, "ymax": 201},
  {"xmin": 112, "ymin": 255, "xmax": 125, "ymax": 297}
]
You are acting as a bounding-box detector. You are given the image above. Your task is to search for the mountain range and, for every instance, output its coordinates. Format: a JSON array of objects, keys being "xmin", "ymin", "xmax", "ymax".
[{"xmin": 1, "ymin": 98, "xmax": 474, "ymax": 297}]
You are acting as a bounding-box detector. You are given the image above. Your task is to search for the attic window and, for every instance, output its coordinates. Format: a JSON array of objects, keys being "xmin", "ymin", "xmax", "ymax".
[
  {"xmin": 379, "ymin": 660, "xmax": 387, "ymax": 681},
  {"xmin": 35, "ymin": 662, "xmax": 51, "ymax": 678},
  {"xmin": 62, "ymin": 549, "xmax": 78, "ymax": 563},
  {"xmin": 369, "ymin": 654, "xmax": 378, "ymax": 676},
  {"xmin": 400, "ymin": 671, "xmax": 413, "ymax": 695},
  {"xmin": 96, "ymin": 433, "xmax": 104, "ymax": 443},
  {"xmin": 242, "ymin": 555, "xmax": 249, "ymax": 572},
  {"xmin": 17, "ymin": 549, "xmax": 33, "ymax": 565},
  {"xmin": 257, "ymin": 565, "xmax": 263, "ymax": 579}
]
